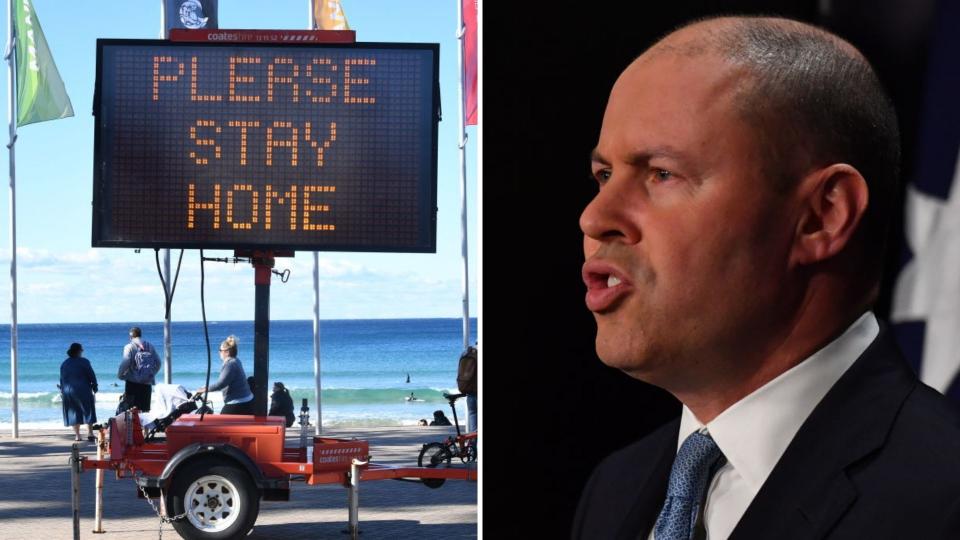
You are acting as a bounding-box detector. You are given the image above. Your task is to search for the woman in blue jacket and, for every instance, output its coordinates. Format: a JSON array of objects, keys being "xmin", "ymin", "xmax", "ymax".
[{"xmin": 60, "ymin": 343, "xmax": 98, "ymax": 441}]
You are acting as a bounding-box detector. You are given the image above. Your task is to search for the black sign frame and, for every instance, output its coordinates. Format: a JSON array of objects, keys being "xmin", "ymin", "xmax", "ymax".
[{"xmin": 92, "ymin": 39, "xmax": 440, "ymax": 253}]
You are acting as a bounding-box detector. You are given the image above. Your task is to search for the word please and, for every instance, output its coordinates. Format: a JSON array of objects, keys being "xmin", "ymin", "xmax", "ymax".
[
  {"xmin": 187, "ymin": 183, "xmax": 336, "ymax": 231},
  {"xmin": 153, "ymin": 55, "xmax": 377, "ymax": 104}
]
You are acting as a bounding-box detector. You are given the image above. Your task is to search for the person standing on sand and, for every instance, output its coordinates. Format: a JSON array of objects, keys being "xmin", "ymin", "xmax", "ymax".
[
  {"xmin": 60, "ymin": 343, "xmax": 98, "ymax": 442},
  {"xmin": 269, "ymin": 381, "xmax": 296, "ymax": 427},
  {"xmin": 457, "ymin": 344, "xmax": 478, "ymax": 433},
  {"xmin": 117, "ymin": 326, "xmax": 158, "ymax": 413},
  {"xmin": 430, "ymin": 410, "xmax": 452, "ymax": 426}
]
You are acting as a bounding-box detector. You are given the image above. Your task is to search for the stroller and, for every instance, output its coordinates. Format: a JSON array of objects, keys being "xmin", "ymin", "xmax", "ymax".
[
  {"xmin": 143, "ymin": 395, "xmax": 215, "ymax": 440},
  {"xmin": 123, "ymin": 384, "xmax": 214, "ymax": 441}
]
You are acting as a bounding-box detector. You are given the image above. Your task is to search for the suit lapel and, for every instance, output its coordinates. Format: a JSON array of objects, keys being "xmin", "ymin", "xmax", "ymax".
[
  {"xmin": 730, "ymin": 326, "xmax": 917, "ymax": 539},
  {"xmin": 615, "ymin": 419, "xmax": 679, "ymax": 540}
]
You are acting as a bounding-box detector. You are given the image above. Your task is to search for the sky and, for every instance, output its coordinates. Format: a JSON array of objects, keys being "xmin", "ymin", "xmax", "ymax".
[{"xmin": 0, "ymin": 0, "xmax": 478, "ymax": 323}]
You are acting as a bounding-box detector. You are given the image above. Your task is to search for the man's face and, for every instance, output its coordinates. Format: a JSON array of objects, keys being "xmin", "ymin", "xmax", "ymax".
[{"xmin": 580, "ymin": 49, "xmax": 799, "ymax": 392}]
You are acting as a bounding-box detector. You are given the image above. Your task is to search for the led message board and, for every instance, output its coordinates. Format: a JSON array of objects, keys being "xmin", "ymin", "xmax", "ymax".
[{"xmin": 93, "ymin": 40, "xmax": 439, "ymax": 252}]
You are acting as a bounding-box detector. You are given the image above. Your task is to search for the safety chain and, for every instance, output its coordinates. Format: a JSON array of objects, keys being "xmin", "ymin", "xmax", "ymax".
[{"xmin": 131, "ymin": 469, "xmax": 188, "ymax": 540}]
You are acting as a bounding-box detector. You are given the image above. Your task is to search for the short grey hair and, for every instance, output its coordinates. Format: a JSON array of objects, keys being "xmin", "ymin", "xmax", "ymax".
[{"xmin": 651, "ymin": 16, "xmax": 900, "ymax": 282}]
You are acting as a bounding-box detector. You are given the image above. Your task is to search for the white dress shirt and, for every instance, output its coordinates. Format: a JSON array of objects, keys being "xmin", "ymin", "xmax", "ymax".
[{"xmin": 647, "ymin": 311, "xmax": 879, "ymax": 540}]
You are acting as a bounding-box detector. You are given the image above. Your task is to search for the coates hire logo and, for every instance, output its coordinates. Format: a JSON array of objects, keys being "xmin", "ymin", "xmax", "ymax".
[
  {"xmin": 178, "ymin": 0, "xmax": 210, "ymax": 29},
  {"xmin": 206, "ymin": 32, "xmax": 237, "ymax": 41}
]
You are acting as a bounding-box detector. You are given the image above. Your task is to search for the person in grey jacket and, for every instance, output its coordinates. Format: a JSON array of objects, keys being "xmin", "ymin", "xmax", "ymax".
[
  {"xmin": 195, "ymin": 335, "xmax": 255, "ymax": 415},
  {"xmin": 117, "ymin": 327, "xmax": 158, "ymax": 413}
]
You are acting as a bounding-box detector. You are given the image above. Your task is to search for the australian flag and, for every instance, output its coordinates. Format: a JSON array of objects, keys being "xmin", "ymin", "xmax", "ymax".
[
  {"xmin": 890, "ymin": 0, "xmax": 960, "ymax": 402},
  {"xmin": 165, "ymin": 0, "xmax": 218, "ymax": 36}
]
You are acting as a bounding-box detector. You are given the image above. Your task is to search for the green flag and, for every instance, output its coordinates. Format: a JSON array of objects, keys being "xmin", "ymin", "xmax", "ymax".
[{"xmin": 13, "ymin": 0, "xmax": 73, "ymax": 126}]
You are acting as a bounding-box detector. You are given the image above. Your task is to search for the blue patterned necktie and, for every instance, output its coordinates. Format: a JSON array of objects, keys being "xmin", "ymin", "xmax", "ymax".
[{"xmin": 654, "ymin": 431, "xmax": 723, "ymax": 540}]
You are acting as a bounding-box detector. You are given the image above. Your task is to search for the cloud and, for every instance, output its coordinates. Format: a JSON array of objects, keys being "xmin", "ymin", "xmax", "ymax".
[
  {"xmin": 0, "ymin": 246, "xmax": 477, "ymax": 323},
  {"xmin": 22, "ymin": 282, "xmax": 68, "ymax": 294},
  {"xmin": 14, "ymin": 247, "xmax": 104, "ymax": 268}
]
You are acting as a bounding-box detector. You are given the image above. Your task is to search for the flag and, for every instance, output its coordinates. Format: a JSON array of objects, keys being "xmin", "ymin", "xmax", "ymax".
[
  {"xmin": 12, "ymin": 0, "xmax": 73, "ymax": 126},
  {"xmin": 165, "ymin": 0, "xmax": 218, "ymax": 36},
  {"xmin": 462, "ymin": 0, "xmax": 477, "ymax": 125},
  {"xmin": 313, "ymin": 0, "xmax": 350, "ymax": 31},
  {"xmin": 890, "ymin": 0, "xmax": 960, "ymax": 401}
]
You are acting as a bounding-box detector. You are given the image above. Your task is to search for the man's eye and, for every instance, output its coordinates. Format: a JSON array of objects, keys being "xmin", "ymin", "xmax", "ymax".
[
  {"xmin": 653, "ymin": 169, "xmax": 673, "ymax": 182},
  {"xmin": 593, "ymin": 169, "xmax": 612, "ymax": 184}
]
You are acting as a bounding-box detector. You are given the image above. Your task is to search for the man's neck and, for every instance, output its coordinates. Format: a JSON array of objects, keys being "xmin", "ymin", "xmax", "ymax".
[{"xmin": 676, "ymin": 297, "xmax": 870, "ymax": 424}]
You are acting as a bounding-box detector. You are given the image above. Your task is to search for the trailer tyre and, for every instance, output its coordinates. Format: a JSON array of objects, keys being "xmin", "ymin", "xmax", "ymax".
[
  {"xmin": 168, "ymin": 458, "xmax": 260, "ymax": 540},
  {"xmin": 418, "ymin": 442, "xmax": 452, "ymax": 489}
]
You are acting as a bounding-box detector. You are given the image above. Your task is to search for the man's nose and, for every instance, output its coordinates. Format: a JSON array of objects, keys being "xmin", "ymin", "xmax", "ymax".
[{"xmin": 579, "ymin": 178, "xmax": 642, "ymax": 244}]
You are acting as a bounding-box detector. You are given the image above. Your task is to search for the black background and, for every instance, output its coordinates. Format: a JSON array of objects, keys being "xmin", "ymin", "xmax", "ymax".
[{"xmin": 483, "ymin": 1, "xmax": 938, "ymax": 536}]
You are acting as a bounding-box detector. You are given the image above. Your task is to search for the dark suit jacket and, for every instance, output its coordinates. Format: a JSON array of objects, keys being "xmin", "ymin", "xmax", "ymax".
[{"xmin": 572, "ymin": 326, "xmax": 960, "ymax": 539}]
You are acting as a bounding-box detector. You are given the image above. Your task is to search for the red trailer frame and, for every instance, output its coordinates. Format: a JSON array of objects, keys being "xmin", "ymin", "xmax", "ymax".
[{"xmin": 80, "ymin": 410, "xmax": 476, "ymax": 539}]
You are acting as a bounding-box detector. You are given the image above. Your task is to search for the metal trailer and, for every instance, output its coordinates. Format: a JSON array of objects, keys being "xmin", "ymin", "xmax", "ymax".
[{"xmin": 78, "ymin": 409, "xmax": 477, "ymax": 540}]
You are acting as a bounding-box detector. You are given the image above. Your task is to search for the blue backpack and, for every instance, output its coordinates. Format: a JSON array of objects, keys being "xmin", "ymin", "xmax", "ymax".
[{"xmin": 127, "ymin": 342, "xmax": 160, "ymax": 384}]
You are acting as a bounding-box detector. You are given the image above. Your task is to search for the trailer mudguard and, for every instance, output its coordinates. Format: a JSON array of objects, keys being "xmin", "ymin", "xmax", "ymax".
[{"xmin": 155, "ymin": 442, "xmax": 267, "ymax": 489}]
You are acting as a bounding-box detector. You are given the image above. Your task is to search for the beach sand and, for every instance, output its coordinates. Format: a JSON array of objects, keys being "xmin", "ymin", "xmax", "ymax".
[{"xmin": 0, "ymin": 425, "xmax": 477, "ymax": 539}]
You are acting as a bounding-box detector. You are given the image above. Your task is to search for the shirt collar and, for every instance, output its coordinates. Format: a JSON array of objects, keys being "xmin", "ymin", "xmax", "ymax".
[{"xmin": 676, "ymin": 311, "xmax": 879, "ymax": 492}]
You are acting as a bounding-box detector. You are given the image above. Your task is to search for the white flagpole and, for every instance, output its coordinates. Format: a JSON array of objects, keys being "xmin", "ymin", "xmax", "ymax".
[
  {"xmin": 160, "ymin": 1, "xmax": 173, "ymax": 386},
  {"xmin": 456, "ymin": 0, "xmax": 471, "ymax": 350},
  {"xmin": 5, "ymin": 0, "xmax": 18, "ymax": 438},
  {"xmin": 309, "ymin": 2, "xmax": 323, "ymax": 434}
]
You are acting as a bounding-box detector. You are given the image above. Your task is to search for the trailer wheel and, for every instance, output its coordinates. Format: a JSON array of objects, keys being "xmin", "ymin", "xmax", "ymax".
[
  {"xmin": 418, "ymin": 442, "xmax": 452, "ymax": 489},
  {"xmin": 168, "ymin": 458, "xmax": 260, "ymax": 540}
]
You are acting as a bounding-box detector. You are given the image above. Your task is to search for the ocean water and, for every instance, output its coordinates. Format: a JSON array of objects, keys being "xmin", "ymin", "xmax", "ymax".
[{"xmin": 0, "ymin": 318, "xmax": 476, "ymax": 429}]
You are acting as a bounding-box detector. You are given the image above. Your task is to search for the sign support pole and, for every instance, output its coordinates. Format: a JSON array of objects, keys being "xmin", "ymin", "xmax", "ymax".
[
  {"xmin": 313, "ymin": 251, "xmax": 322, "ymax": 434},
  {"xmin": 163, "ymin": 251, "xmax": 172, "ymax": 384},
  {"xmin": 252, "ymin": 253, "xmax": 273, "ymax": 416}
]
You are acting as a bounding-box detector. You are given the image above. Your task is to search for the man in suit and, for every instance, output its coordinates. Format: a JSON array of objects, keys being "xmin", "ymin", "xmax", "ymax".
[{"xmin": 574, "ymin": 16, "xmax": 960, "ymax": 539}]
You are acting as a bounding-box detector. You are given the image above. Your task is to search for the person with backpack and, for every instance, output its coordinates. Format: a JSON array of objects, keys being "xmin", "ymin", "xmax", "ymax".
[
  {"xmin": 457, "ymin": 343, "xmax": 478, "ymax": 433},
  {"xmin": 117, "ymin": 326, "xmax": 160, "ymax": 413}
]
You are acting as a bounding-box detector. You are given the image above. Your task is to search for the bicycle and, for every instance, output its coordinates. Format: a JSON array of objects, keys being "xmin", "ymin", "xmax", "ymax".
[{"xmin": 417, "ymin": 392, "xmax": 477, "ymax": 488}]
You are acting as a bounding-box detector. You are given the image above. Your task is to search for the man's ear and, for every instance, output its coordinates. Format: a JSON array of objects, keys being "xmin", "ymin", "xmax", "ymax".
[{"xmin": 790, "ymin": 164, "xmax": 869, "ymax": 266}]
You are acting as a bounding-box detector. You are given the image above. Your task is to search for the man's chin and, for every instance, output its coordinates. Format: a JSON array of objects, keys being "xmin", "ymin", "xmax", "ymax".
[
  {"xmin": 594, "ymin": 322, "xmax": 674, "ymax": 380},
  {"xmin": 595, "ymin": 340, "xmax": 650, "ymax": 377}
]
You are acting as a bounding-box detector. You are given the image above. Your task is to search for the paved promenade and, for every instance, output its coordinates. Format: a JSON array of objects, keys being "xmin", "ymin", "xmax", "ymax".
[{"xmin": 0, "ymin": 425, "xmax": 477, "ymax": 539}]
